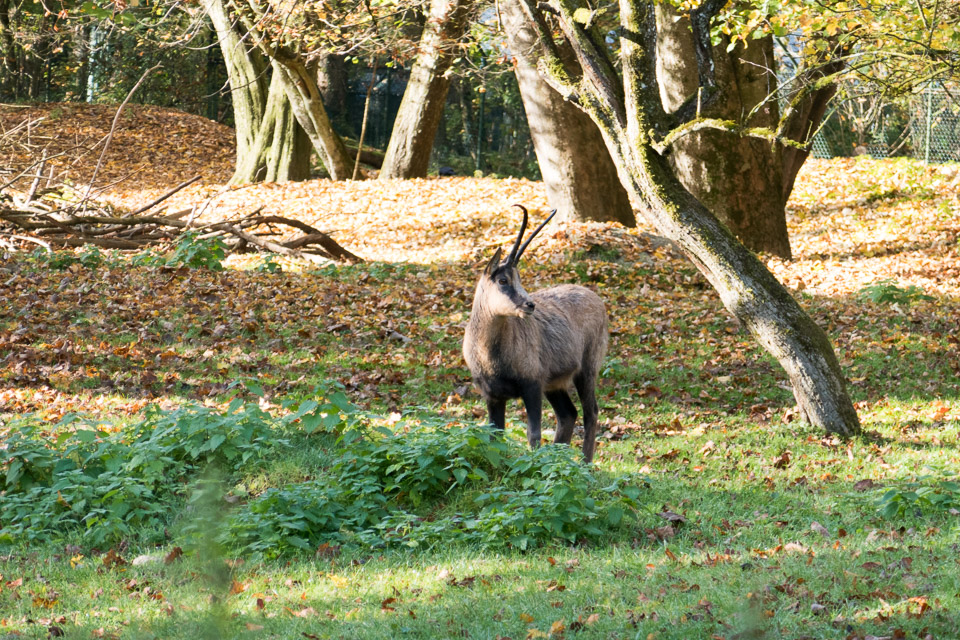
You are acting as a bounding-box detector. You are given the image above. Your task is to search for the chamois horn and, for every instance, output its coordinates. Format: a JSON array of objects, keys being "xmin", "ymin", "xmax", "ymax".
[
  {"xmin": 505, "ymin": 204, "xmax": 529, "ymax": 265},
  {"xmin": 515, "ymin": 208, "xmax": 557, "ymax": 263}
]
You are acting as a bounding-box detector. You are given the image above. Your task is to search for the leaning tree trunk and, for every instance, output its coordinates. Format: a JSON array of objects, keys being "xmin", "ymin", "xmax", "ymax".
[
  {"xmin": 268, "ymin": 56, "xmax": 355, "ymax": 180},
  {"xmin": 201, "ymin": 0, "xmax": 310, "ymax": 184},
  {"xmin": 379, "ymin": 0, "xmax": 471, "ymax": 179},
  {"xmin": 500, "ymin": 0, "xmax": 635, "ymax": 226},
  {"xmin": 657, "ymin": 4, "xmax": 790, "ymax": 258},
  {"xmin": 521, "ymin": 0, "xmax": 860, "ymax": 436}
]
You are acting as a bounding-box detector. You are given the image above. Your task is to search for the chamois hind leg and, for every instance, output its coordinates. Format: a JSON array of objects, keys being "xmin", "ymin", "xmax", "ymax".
[
  {"xmin": 574, "ymin": 373, "xmax": 600, "ymax": 462},
  {"xmin": 545, "ymin": 389, "xmax": 578, "ymax": 445},
  {"xmin": 519, "ymin": 384, "xmax": 544, "ymax": 449},
  {"xmin": 486, "ymin": 398, "xmax": 506, "ymax": 431}
]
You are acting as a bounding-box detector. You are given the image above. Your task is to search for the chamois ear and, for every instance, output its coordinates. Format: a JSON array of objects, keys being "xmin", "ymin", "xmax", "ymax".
[{"xmin": 484, "ymin": 247, "xmax": 503, "ymax": 276}]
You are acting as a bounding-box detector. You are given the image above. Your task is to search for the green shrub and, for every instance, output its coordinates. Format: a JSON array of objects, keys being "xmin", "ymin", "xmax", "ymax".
[
  {"xmin": 164, "ymin": 232, "xmax": 226, "ymax": 270},
  {"xmin": 1, "ymin": 392, "xmax": 647, "ymax": 555},
  {"xmin": 221, "ymin": 424, "xmax": 646, "ymax": 556},
  {"xmin": 874, "ymin": 468, "xmax": 960, "ymax": 518},
  {"xmin": 0, "ymin": 401, "xmax": 285, "ymax": 545},
  {"xmin": 335, "ymin": 421, "xmax": 510, "ymax": 507},
  {"xmin": 857, "ymin": 278, "xmax": 933, "ymax": 305},
  {"xmin": 29, "ymin": 246, "xmax": 107, "ymax": 270}
]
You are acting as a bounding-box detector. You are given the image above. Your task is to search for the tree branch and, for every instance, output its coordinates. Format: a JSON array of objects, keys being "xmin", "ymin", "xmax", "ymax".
[
  {"xmin": 671, "ymin": 0, "xmax": 728, "ymax": 124},
  {"xmin": 552, "ymin": 0, "xmax": 625, "ymax": 125}
]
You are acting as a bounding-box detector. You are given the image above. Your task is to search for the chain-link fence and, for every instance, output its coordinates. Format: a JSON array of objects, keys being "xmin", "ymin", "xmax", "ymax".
[{"xmin": 811, "ymin": 85, "xmax": 960, "ymax": 163}]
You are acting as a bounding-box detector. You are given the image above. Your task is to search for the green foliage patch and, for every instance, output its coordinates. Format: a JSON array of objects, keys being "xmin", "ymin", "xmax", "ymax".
[
  {"xmin": 0, "ymin": 399, "xmax": 283, "ymax": 545},
  {"xmin": 874, "ymin": 467, "xmax": 960, "ymax": 518},
  {"xmin": 857, "ymin": 278, "xmax": 934, "ymax": 305},
  {"xmin": 0, "ymin": 393, "xmax": 644, "ymax": 556}
]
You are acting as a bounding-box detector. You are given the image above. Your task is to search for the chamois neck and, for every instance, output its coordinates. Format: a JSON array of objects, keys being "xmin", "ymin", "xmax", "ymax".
[{"xmin": 469, "ymin": 289, "xmax": 515, "ymax": 341}]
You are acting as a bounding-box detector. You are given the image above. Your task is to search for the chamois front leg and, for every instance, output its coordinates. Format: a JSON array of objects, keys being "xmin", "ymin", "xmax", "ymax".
[
  {"xmin": 520, "ymin": 384, "xmax": 543, "ymax": 449},
  {"xmin": 486, "ymin": 397, "xmax": 507, "ymax": 431}
]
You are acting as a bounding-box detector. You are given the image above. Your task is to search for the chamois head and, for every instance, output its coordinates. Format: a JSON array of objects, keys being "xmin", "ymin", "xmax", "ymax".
[{"xmin": 476, "ymin": 205, "xmax": 557, "ymax": 319}]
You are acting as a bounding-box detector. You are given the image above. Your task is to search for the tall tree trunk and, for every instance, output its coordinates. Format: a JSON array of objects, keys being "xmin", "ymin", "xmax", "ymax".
[
  {"xmin": 205, "ymin": 26, "xmax": 222, "ymax": 121},
  {"xmin": 522, "ymin": 0, "xmax": 860, "ymax": 436},
  {"xmin": 201, "ymin": 0, "xmax": 311, "ymax": 183},
  {"xmin": 25, "ymin": 12, "xmax": 49, "ymax": 100},
  {"xmin": 656, "ymin": 4, "xmax": 790, "ymax": 258},
  {"xmin": 0, "ymin": 0, "xmax": 16, "ymax": 100},
  {"xmin": 379, "ymin": 0, "xmax": 470, "ymax": 179},
  {"xmin": 501, "ymin": 0, "xmax": 634, "ymax": 226},
  {"xmin": 456, "ymin": 78, "xmax": 477, "ymax": 159},
  {"xmin": 232, "ymin": 67, "xmax": 312, "ymax": 183},
  {"xmin": 73, "ymin": 23, "xmax": 91, "ymax": 102},
  {"xmin": 318, "ymin": 53, "xmax": 348, "ymax": 125}
]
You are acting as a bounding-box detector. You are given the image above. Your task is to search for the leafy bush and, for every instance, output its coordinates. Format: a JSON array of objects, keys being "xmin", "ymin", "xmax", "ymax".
[
  {"xmin": 221, "ymin": 423, "xmax": 645, "ymax": 556},
  {"xmin": 857, "ymin": 278, "xmax": 933, "ymax": 305},
  {"xmin": 256, "ymin": 254, "xmax": 283, "ymax": 273},
  {"xmin": 335, "ymin": 421, "xmax": 510, "ymax": 507},
  {"xmin": 1, "ymin": 391, "xmax": 647, "ymax": 555},
  {"xmin": 874, "ymin": 468, "xmax": 960, "ymax": 518},
  {"xmin": 0, "ymin": 401, "xmax": 285, "ymax": 545},
  {"xmin": 30, "ymin": 246, "xmax": 107, "ymax": 270},
  {"xmin": 164, "ymin": 232, "xmax": 226, "ymax": 270}
]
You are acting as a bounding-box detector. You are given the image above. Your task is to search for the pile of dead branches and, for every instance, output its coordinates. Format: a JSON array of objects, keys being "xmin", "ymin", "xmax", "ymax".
[
  {"xmin": 0, "ymin": 173, "xmax": 361, "ymax": 263},
  {"xmin": 1, "ymin": 74, "xmax": 361, "ymax": 264},
  {"xmin": 0, "ymin": 156, "xmax": 361, "ymax": 264}
]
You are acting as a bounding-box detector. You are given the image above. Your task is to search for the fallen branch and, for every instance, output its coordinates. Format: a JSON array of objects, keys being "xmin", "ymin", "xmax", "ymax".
[{"xmin": 0, "ymin": 194, "xmax": 362, "ymax": 263}]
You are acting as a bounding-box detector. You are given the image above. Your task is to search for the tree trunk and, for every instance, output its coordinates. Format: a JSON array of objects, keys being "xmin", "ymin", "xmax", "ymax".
[
  {"xmin": 456, "ymin": 78, "xmax": 477, "ymax": 159},
  {"xmin": 379, "ymin": 0, "xmax": 470, "ymax": 179},
  {"xmin": 318, "ymin": 53, "xmax": 348, "ymax": 125},
  {"xmin": 779, "ymin": 57, "xmax": 844, "ymax": 203},
  {"xmin": 501, "ymin": 0, "xmax": 635, "ymax": 226},
  {"xmin": 231, "ymin": 66, "xmax": 312, "ymax": 183},
  {"xmin": 523, "ymin": 0, "xmax": 860, "ymax": 436},
  {"xmin": 73, "ymin": 23, "xmax": 91, "ymax": 102},
  {"xmin": 656, "ymin": 4, "xmax": 790, "ymax": 258},
  {"xmin": 201, "ymin": 0, "xmax": 311, "ymax": 183},
  {"xmin": 270, "ymin": 58, "xmax": 355, "ymax": 180},
  {"xmin": 0, "ymin": 0, "xmax": 16, "ymax": 100}
]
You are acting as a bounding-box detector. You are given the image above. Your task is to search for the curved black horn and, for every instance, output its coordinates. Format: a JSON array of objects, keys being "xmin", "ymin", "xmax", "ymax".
[
  {"xmin": 505, "ymin": 204, "xmax": 529, "ymax": 265},
  {"xmin": 515, "ymin": 209, "xmax": 557, "ymax": 262}
]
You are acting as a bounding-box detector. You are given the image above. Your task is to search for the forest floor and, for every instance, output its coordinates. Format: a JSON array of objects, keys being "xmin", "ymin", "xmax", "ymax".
[{"xmin": 1, "ymin": 103, "xmax": 959, "ymax": 640}]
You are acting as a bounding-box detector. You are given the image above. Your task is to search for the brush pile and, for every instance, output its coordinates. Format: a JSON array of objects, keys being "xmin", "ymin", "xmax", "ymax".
[{"xmin": 0, "ymin": 117, "xmax": 360, "ymax": 263}]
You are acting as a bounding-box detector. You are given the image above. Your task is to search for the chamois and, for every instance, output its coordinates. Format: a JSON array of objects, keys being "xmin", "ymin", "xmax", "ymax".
[{"xmin": 463, "ymin": 206, "xmax": 609, "ymax": 462}]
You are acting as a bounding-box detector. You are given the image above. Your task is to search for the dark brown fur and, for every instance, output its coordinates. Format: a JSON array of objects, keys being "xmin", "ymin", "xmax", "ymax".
[{"xmin": 462, "ymin": 208, "xmax": 609, "ymax": 461}]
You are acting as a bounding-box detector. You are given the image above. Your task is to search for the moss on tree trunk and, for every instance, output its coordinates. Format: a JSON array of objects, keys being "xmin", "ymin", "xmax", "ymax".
[
  {"xmin": 522, "ymin": 0, "xmax": 861, "ymax": 437},
  {"xmin": 657, "ymin": 4, "xmax": 791, "ymax": 258}
]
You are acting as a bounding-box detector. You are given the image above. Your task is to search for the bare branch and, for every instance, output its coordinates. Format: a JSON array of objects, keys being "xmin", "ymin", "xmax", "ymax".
[{"xmin": 74, "ymin": 64, "xmax": 162, "ymax": 212}]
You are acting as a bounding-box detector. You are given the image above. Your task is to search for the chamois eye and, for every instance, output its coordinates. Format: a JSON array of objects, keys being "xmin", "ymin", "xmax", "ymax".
[{"xmin": 497, "ymin": 277, "xmax": 509, "ymax": 286}]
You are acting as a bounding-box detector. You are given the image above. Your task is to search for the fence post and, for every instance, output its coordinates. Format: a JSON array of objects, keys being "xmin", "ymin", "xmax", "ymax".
[{"xmin": 924, "ymin": 85, "xmax": 933, "ymax": 165}]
